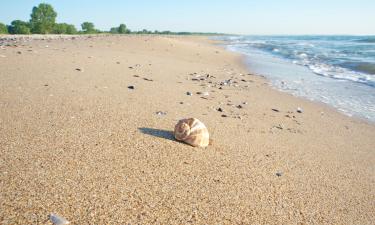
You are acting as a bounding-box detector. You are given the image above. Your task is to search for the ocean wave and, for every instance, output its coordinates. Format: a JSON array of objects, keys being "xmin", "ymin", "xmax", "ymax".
[{"xmin": 354, "ymin": 37, "xmax": 375, "ymax": 43}]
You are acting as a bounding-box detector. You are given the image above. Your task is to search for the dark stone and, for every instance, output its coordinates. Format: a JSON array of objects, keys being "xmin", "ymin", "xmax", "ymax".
[
  {"xmin": 276, "ymin": 172, "xmax": 282, "ymax": 177},
  {"xmin": 272, "ymin": 108, "xmax": 280, "ymax": 112},
  {"xmin": 128, "ymin": 85, "xmax": 135, "ymax": 90}
]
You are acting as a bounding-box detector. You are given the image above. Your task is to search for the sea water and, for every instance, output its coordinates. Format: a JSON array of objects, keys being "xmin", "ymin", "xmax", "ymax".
[{"xmin": 218, "ymin": 35, "xmax": 375, "ymax": 123}]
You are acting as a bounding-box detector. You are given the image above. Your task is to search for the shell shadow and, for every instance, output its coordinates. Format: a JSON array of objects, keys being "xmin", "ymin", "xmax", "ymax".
[{"xmin": 138, "ymin": 127, "xmax": 175, "ymax": 141}]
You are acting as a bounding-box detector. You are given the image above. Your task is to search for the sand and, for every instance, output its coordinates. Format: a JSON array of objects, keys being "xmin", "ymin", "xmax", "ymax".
[{"xmin": 0, "ymin": 35, "xmax": 374, "ymax": 224}]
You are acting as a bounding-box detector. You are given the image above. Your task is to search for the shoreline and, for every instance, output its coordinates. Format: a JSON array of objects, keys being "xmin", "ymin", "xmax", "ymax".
[
  {"xmin": 214, "ymin": 37, "xmax": 375, "ymax": 126},
  {"xmin": 1, "ymin": 35, "xmax": 374, "ymax": 224},
  {"xmin": 211, "ymin": 37, "xmax": 375, "ymax": 126}
]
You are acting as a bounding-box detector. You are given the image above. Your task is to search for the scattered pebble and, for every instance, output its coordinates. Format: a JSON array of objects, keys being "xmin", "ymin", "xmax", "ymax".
[
  {"xmin": 221, "ymin": 114, "xmax": 228, "ymax": 118},
  {"xmin": 186, "ymin": 91, "xmax": 193, "ymax": 96},
  {"xmin": 297, "ymin": 107, "xmax": 303, "ymax": 113},
  {"xmin": 156, "ymin": 111, "xmax": 167, "ymax": 116},
  {"xmin": 75, "ymin": 68, "xmax": 84, "ymax": 72},
  {"xmin": 217, "ymin": 107, "xmax": 224, "ymax": 112},
  {"xmin": 276, "ymin": 172, "xmax": 283, "ymax": 177},
  {"xmin": 49, "ymin": 213, "xmax": 70, "ymax": 225},
  {"xmin": 236, "ymin": 105, "xmax": 243, "ymax": 109},
  {"xmin": 272, "ymin": 108, "xmax": 280, "ymax": 112},
  {"xmin": 128, "ymin": 85, "xmax": 135, "ymax": 90},
  {"xmin": 44, "ymin": 84, "xmax": 49, "ymax": 87},
  {"xmin": 17, "ymin": 51, "xmax": 22, "ymax": 54},
  {"xmin": 196, "ymin": 91, "xmax": 209, "ymax": 96}
]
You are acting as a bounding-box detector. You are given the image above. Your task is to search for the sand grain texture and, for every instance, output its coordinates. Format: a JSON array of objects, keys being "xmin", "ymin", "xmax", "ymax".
[{"xmin": 0, "ymin": 35, "xmax": 374, "ymax": 224}]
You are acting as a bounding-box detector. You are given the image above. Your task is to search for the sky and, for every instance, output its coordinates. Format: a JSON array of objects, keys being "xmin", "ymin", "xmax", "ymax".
[{"xmin": 0, "ymin": 0, "xmax": 374, "ymax": 35}]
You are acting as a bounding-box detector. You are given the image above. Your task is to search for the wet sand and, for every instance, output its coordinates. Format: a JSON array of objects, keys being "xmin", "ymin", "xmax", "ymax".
[{"xmin": 0, "ymin": 35, "xmax": 374, "ymax": 224}]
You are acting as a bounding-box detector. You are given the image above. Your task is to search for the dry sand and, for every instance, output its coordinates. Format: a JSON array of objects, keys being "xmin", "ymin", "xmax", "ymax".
[{"xmin": 0, "ymin": 35, "xmax": 374, "ymax": 224}]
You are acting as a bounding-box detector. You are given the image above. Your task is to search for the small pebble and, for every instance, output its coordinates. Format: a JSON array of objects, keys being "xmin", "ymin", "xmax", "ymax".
[
  {"xmin": 276, "ymin": 172, "xmax": 282, "ymax": 177},
  {"xmin": 272, "ymin": 108, "xmax": 280, "ymax": 112},
  {"xmin": 221, "ymin": 114, "xmax": 228, "ymax": 118},
  {"xmin": 217, "ymin": 107, "xmax": 224, "ymax": 112},
  {"xmin": 156, "ymin": 111, "xmax": 167, "ymax": 116},
  {"xmin": 75, "ymin": 68, "xmax": 84, "ymax": 72},
  {"xmin": 49, "ymin": 213, "xmax": 69, "ymax": 225},
  {"xmin": 186, "ymin": 91, "xmax": 193, "ymax": 96},
  {"xmin": 128, "ymin": 85, "xmax": 135, "ymax": 90},
  {"xmin": 297, "ymin": 107, "xmax": 303, "ymax": 113},
  {"xmin": 236, "ymin": 105, "xmax": 243, "ymax": 109}
]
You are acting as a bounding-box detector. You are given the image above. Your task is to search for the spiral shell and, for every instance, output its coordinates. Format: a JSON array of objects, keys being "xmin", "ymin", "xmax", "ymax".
[{"xmin": 174, "ymin": 118, "xmax": 209, "ymax": 147}]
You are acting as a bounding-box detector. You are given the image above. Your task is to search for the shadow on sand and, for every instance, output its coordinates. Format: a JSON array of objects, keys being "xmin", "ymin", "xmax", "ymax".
[{"xmin": 138, "ymin": 127, "xmax": 175, "ymax": 141}]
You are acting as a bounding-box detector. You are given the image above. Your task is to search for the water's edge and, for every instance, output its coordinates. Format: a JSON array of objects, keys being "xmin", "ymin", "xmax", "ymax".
[{"xmin": 214, "ymin": 37, "xmax": 375, "ymax": 125}]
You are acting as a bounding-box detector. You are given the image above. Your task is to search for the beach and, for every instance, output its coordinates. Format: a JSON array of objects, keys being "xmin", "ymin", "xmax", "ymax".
[{"xmin": 0, "ymin": 35, "xmax": 374, "ymax": 224}]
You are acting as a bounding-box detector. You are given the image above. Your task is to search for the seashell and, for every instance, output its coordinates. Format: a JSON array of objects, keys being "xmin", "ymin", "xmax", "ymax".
[
  {"xmin": 49, "ymin": 213, "xmax": 70, "ymax": 225},
  {"xmin": 174, "ymin": 118, "xmax": 209, "ymax": 147}
]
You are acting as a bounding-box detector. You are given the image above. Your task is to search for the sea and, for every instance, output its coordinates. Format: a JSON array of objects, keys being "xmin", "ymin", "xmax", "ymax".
[{"xmin": 217, "ymin": 35, "xmax": 375, "ymax": 123}]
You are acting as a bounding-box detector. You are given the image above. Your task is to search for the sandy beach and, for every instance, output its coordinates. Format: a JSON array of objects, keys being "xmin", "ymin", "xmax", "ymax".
[{"xmin": 0, "ymin": 35, "xmax": 374, "ymax": 224}]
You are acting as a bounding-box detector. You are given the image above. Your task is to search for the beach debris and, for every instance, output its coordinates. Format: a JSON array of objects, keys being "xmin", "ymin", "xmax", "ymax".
[
  {"xmin": 274, "ymin": 124, "xmax": 284, "ymax": 130},
  {"xmin": 186, "ymin": 91, "xmax": 193, "ymax": 96},
  {"xmin": 243, "ymin": 102, "xmax": 248, "ymax": 105},
  {"xmin": 221, "ymin": 114, "xmax": 228, "ymax": 118},
  {"xmin": 143, "ymin": 78, "xmax": 153, "ymax": 81},
  {"xmin": 48, "ymin": 213, "xmax": 70, "ymax": 225},
  {"xmin": 236, "ymin": 105, "xmax": 243, "ymax": 109},
  {"xmin": 297, "ymin": 107, "xmax": 303, "ymax": 113},
  {"xmin": 217, "ymin": 107, "xmax": 224, "ymax": 112},
  {"xmin": 127, "ymin": 85, "xmax": 135, "ymax": 90},
  {"xmin": 174, "ymin": 118, "xmax": 209, "ymax": 147},
  {"xmin": 75, "ymin": 68, "xmax": 84, "ymax": 72},
  {"xmin": 272, "ymin": 108, "xmax": 280, "ymax": 112},
  {"xmin": 196, "ymin": 91, "xmax": 209, "ymax": 96},
  {"xmin": 276, "ymin": 172, "xmax": 283, "ymax": 177},
  {"xmin": 156, "ymin": 111, "xmax": 167, "ymax": 116}
]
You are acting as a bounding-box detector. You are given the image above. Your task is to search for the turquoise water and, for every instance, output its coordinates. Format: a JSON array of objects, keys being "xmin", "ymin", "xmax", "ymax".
[{"xmin": 219, "ymin": 35, "xmax": 375, "ymax": 123}]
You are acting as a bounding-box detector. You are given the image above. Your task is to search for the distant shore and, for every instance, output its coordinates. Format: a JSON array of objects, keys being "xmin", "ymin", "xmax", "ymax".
[{"xmin": 0, "ymin": 35, "xmax": 374, "ymax": 224}]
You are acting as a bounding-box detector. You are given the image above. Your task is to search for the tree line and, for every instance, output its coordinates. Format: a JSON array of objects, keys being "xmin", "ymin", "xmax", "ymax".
[
  {"xmin": 0, "ymin": 3, "xmax": 129, "ymax": 35},
  {"xmin": 0, "ymin": 3, "xmax": 223, "ymax": 36}
]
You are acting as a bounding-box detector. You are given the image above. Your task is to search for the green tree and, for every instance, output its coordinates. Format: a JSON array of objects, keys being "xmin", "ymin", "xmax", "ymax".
[
  {"xmin": 53, "ymin": 23, "xmax": 77, "ymax": 34},
  {"xmin": 65, "ymin": 24, "xmax": 77, "ymax": 34},
  {"xmin": 110, "ymin": 27, "xmax": 118, "ymax": 34},
  {"xmin": 0, "ymin": 23, "xmax": 8, "ymax": 34},
  {"xmin": 30, "ymin": 3, "xmax": 57, "ymax": 34},
  {"xmin": 8, "ymin": 20, "xmax": 31, "ymax": 34},
  {"xmin": 118, "ymin": 24, "xmax": 130, "ymax": 34},
  {"xmin": 81, "ymin": 22, "xmax": 95, "ymax": 33}
]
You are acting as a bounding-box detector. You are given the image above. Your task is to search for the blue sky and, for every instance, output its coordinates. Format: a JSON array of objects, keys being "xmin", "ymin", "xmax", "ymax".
[{"xmin": 1, "ymin": 0, "xmax": 374, "ymax": 35}]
